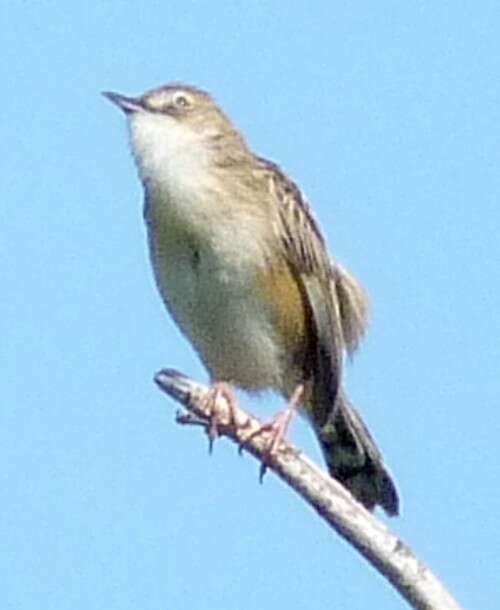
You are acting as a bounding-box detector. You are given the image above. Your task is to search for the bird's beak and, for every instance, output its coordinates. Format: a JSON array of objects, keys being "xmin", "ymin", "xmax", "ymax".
[{"xmin": 102, "ymin": 91, "xmax": 144, "ymax": 114}]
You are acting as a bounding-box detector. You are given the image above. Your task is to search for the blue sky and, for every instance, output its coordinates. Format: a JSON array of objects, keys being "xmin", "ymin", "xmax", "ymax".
[{"xmin": 2, "ymin": 2, "xmax": 499, "ymax": 609}]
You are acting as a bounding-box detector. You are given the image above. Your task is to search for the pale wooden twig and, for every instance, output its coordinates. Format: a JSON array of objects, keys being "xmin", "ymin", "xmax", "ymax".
[{"xmin": 154, "ymin": 369, "xmax": 463, "ymax": 610}]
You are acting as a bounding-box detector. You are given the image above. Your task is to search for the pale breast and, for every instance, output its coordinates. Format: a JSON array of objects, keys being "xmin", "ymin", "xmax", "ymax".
[{"xmin": 145, "ymin": 197, "xmax": 285, "ymax": 391}]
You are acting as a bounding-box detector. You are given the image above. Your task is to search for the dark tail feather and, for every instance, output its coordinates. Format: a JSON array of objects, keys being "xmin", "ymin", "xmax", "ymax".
[{"xmin": 315, "ymin": 390, "xmax": 399, "ymax": 516}]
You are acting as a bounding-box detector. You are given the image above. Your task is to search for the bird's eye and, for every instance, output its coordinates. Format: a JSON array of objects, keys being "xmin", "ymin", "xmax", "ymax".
[{"xmin": 173, "ymin": 94, "xmax": 190, "ymax": 108}]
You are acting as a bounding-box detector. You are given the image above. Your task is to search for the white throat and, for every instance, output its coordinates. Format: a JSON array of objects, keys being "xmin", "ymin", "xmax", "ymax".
[{"xmin": 128, "ymin": 111, "xmax": 213, "ymax": 203}]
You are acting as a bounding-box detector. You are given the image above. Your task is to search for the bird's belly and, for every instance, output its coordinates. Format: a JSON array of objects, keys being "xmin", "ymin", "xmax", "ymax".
[{"xmin": 149, "ymin": 231, "xmax": 284, "ymax": 391}]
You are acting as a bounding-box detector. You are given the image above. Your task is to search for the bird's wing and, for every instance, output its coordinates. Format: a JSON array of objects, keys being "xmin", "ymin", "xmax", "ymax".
[{"xmin": 259, "ymin": 158, "xmax": 344, "ymax": 427}]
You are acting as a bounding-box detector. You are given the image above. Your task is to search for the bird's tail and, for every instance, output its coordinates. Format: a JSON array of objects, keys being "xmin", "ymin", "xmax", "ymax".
[{"xmin": 314, "ymin": 390, "xmax": 399, "ymax": 516}]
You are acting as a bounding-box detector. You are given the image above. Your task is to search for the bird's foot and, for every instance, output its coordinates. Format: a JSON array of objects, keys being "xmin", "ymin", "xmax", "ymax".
[
  {"xmin": 201, "ymin": 382, "xmax": 240, "ymax": 452},
  {"xmin": 242, "ymin": 384, "xmax": 304, "ymax": 481}
]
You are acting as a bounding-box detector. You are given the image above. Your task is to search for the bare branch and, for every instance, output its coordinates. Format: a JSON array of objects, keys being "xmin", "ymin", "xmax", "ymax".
[{"xmin": 154, "ymin": 369, "xmax": 463, "ymax": 610}]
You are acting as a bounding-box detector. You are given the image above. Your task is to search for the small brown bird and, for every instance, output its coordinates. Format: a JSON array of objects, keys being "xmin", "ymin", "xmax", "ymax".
[{"xmin": 104, "ymin": 83, "xmax": 399, "ymax": 516}]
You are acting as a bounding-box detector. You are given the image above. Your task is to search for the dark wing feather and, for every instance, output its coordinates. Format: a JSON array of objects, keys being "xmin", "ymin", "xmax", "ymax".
[
  {"xmin": 256, "ymin": 159, "xmax": 398, "ymax": 515},
  {"xmin": 258, "ymin": 158, "xmax": 343, "ymax": 426}
]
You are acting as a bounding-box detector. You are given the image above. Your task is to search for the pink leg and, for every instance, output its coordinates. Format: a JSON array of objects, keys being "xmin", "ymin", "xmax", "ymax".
[
  {"xmin": 243, "ymin": 384, "xmax": 304, "ymax": 480},
  {"xmin": 201, "ymin": 381, "xmax": 240, "ymax": 452}
]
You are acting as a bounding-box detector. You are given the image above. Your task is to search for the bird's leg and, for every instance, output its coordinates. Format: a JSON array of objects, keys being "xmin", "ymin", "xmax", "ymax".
[
  {"xmin": 242, "ymin": 384, "xmax": 304, "ymax": 481},
  {"xmin": 201, "ymin": 381, "xmax": 241, "ymax": 452}
]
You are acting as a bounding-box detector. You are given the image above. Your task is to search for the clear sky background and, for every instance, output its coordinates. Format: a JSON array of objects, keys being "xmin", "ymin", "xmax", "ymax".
[{"xmin": 2, "ymin": 2, "xmax": 499, "ymax": 609}]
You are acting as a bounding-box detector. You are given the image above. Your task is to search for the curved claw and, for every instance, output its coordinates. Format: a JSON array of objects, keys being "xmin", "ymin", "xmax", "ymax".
[
  {"xmin": 201, "ymin": 382, "xmax": 240, "ymax": 453},
  {"xmin": 241, "ymin": 384, "xmax": 304, "ymax": 481}
]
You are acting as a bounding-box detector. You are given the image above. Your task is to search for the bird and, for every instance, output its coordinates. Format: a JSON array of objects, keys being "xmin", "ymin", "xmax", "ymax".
[{"xmin": 103, "ymin": 83, "xmax": 399, "ymax": 516}]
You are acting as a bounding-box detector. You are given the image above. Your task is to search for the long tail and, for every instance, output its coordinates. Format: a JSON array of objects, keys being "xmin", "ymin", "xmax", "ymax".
[{"xmin": 314, "ymin": 390, "xmax": 399, "ymax": 516}]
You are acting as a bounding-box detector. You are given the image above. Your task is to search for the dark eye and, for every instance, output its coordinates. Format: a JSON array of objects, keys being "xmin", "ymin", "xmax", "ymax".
[{"xmin": 174, "ymin": 94, "xmax": 190, "ymax": 108}]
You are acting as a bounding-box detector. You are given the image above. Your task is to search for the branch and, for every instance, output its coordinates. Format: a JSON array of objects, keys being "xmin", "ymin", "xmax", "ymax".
[{"xmin": 154, "ymin": 369, "xmax": 463, "ymax": 610}]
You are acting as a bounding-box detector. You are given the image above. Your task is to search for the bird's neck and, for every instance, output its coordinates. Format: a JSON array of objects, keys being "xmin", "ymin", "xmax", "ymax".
[{"xmin": 130, "ymin": 116, "xmax": 214, "ymax": 208}]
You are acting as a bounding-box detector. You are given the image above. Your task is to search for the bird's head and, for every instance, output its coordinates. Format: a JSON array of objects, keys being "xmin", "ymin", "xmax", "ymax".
[{"xmin": 103, "ymin": 84, "xmax": 246, "ymax": 187}]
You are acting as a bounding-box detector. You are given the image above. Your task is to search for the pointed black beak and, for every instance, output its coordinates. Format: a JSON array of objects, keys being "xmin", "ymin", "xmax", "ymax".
[{"xmin": 102, "ymin": 91, "xmax": 143, "ymax": 114}]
